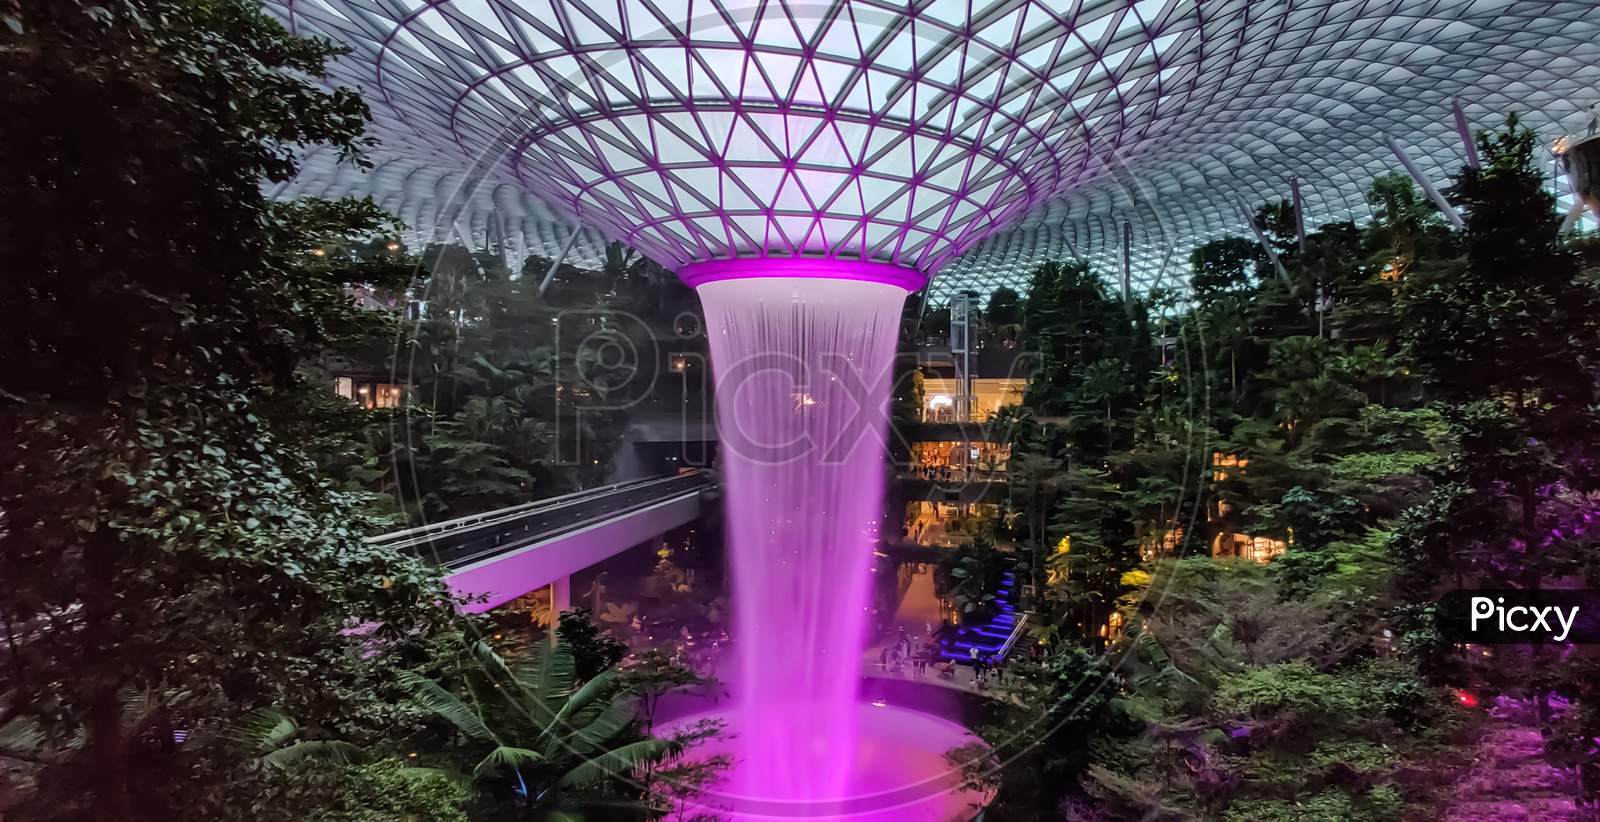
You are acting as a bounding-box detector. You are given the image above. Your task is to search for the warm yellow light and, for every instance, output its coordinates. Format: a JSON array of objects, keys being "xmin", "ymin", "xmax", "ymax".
[
  {"xmin": 311, "ymin": 247, "xmax": 326, "ymax": 257},
  {"xmin": 386, "ymin": 241, "xmax": 401, "ymax": 251}
]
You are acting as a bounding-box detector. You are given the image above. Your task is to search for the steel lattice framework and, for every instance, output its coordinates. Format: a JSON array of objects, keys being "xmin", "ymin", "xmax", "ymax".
[{"xmin": 266, "ymin": 0, "xmax": 1600, "ymax": 302}]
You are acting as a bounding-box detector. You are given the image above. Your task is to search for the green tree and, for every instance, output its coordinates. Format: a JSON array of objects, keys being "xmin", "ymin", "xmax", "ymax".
[
  {"xmin": 0, "ymin": 1, "xmax": 462, "ymax": 817},
  {"xmin": 1396, "ymin": 115, "xmax": 1600, "ymax": 592},
  {"xmin": 1021, "ymin": 261, "xmax": 1134, "ymax": 416},
  {"xmin": 1365, "ymin": 171, "xmax": 1450, "ymax": 280},
  {"xmin": 984, "ymin": 285, "xmax": 1023, "ymax": 348},
  {"xmin": 986, "ymin": 285, "xmax": 1022, "ymax": 326},
  {"xmin": 1048, "ymin": 464, "xmax": 1136, "ymax": 643},
  {"xmin": 1395, "ymin": 115, "xmax": 1600, "ymax": 803},
  {"xmin": 557, "ymin": 609, "xmax": 628, "ymax": 682},
  {"xmin": 970, "ymin": 646, "xmax": 1117, "ymax": 821},
  {"xmin": 1188, "ymin": 236, "xmax": 1262, "ymax": 304}
]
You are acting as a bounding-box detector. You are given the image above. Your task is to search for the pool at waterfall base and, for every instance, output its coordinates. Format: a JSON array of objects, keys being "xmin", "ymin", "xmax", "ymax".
[{"xmin": 661, "ymin": 700, "xmax": 990, "ymax": 821}]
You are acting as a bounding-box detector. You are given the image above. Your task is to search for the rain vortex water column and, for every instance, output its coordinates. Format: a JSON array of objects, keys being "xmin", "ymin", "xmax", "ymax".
[{"xmin": 682, "ymin": 258, "xmax": 923, "ymax": 815}]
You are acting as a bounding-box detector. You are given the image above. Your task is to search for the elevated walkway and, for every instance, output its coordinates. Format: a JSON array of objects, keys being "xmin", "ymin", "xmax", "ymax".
[{"xmin": 370, "ymin": 471, "xmax": 713, "ymax": 612}]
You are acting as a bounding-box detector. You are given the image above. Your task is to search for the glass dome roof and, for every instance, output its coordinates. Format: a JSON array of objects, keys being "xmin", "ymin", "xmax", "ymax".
[{"xmin": 266, "ymin": 0, "xmax": 1600, "ymax": 300}]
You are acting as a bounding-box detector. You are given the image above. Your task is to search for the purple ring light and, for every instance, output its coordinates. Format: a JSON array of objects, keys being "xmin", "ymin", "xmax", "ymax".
[{"xmin": 677, "ymin": 257, "xmax": 929, "ymax": 293}]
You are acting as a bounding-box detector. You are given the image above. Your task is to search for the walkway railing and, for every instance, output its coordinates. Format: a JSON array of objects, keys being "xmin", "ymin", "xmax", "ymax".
[
  {"xmin": 997, "ymin": 612, "xmax": 1031, "ymax": 661},
  {"xmin": 369, "ymin": 470, "xmax": 712, "ymax": 568}
]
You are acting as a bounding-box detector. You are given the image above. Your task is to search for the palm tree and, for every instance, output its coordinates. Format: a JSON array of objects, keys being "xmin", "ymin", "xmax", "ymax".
[
  {"xmin": 1329, "ymin": 343, "xmax": 1402, "ymax": 404},
  {"xmin": 1271, "ymin": 375, "xmax": 1361, "ymax": 441},
  {"xmin": 225, "ymin": 707, "xmax": 368, "ymax": 770},
  {"xmin": 1201, "ymin": 295, "xmax": 1251, "ymax": 403},
  {"xmin": 400, "ymin": 640, "xmax": 683, "ymax": 819},
  {"xmin": 1265, "ymin": 335, "xmax": 1326, "ymax": 383},
  {"xmin": 1009, "ymin": 448, "xmax": 1066, "ymax": 600},
  {"xmin": 1077, "ymin": 358, "xmax": 1128, "ymax": 431}
]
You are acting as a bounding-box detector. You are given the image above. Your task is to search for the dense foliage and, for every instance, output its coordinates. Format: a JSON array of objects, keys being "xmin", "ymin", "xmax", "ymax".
[
  {"xmin": 0, "ymin": 0, "xmax": 477, "ymax": 817},
  {"xmin": 5, "ymin": 0, "xmax": 1598, "ymax": 817},
  {"xmin": 0, "ymin": 1, "xmax": 704, "ymax": 819},
  {"xmin": 367, "ymin": 241, "xmax": 694, "ymax": 521},
  {"xmin": 967, "ymin": 116, "xmax": 1600, "ymax": 819}
]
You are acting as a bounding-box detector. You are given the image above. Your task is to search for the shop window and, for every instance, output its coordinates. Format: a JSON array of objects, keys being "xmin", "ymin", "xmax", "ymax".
[{"xmin": 372, "ymin": 383, "xmax": 404, "ymax": 409}]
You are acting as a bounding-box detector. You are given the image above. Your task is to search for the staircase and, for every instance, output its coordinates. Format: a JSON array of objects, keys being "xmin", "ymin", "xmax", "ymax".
[{"xmin": 936, "ymin": 568, "xmax": 1021, "ymax": 665}]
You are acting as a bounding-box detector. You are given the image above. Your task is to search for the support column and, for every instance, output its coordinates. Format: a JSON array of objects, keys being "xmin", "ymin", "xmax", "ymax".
[
  {"xmin": 1384, "ymin": 134, "xmax": 1465, "ymax": 230},
  {"xmin": 1120, "ymin": 220, "xmax": 1132, "ymax": 302},
  {"xmin": 548, "ymin": 574, "xmax": 571, "ymax": 646},
  {"xmin": 1452, "ymin": 97, "xmax": 1481, "ymax": 169}
]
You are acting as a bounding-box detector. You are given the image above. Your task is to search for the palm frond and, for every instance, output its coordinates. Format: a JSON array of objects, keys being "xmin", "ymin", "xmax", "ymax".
[
  {"xmin": 510, "ymin": 642, "xmax": 578, "ymax": 714},
  {"xmin": 0, "ymin": 715, "xmax": 45, "ymax": 758},
  {"xmin": 558, "ymin": 702, "xmax": 637, "ymax": 760},
  {"xmin": 557, "ymin": 738, "xmax": 683, "ymax": 789},
  {"xmin": 116, "ymin": 688, "xmax": 161, "ymax": 729},
  {"xmin": 537, "ymin": 669, "xmax": 620, "ymax": 746},
  {"xmin": 468, "ymin": 640, "xmax": 520, "ymax": 685},
  {"xmin": 262, "ymin": 740, "xmax": 370, "ymax": 770},
  {"xmin": 471, "ymin": 744, "xmax": 546, "ymax": 781},
  {"xmin": 400, "ymin": 671, "xmax": 496, "ymax": 742},
  {"xmin": 462, "ymin": 642, "xmax": 548, "ymax": 739},
  {"xmin": 226, "ymin": 707, "xmax": 299, "ymax": 754}
]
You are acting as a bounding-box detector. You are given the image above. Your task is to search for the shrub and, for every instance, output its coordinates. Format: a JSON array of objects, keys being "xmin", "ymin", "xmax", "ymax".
[
  {"xmin": 1308, "ymin": 740, "xmax": 1398, "ymax": 773},
  {"xmin": 1214, "ymin": 662, "xmax": 1358, "ymax": 727}
]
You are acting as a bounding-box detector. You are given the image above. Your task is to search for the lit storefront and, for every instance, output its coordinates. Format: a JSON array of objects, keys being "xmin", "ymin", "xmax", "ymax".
[
  {"xmin": 334, "ymin": 376, "xmax": 408, "ymax": 409},
  {"xmin": 920, "ymin": 377, "xmax": 1025, "ymax": 422},
  {"xmin": 909, "ymin": 440, "xmax": 1010, "ymax": 479}
]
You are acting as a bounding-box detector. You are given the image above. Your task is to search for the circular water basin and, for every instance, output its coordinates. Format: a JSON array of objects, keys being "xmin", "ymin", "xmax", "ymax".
[{"xmin": 659, "ymin": 701, "xmax": 989, "ymax": 821}]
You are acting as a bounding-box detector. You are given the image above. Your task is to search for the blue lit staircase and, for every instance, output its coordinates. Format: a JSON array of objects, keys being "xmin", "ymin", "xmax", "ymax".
[{"xmin": 937, "ymin": 569, "xmax": 1021, "ymax": 664}]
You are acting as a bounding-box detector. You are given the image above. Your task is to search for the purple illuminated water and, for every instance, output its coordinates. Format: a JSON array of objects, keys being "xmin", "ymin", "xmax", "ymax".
[
  {"xmin": 696, "ymin": 273, "xmax": 906, "ymax": 816},
  {"xmin": 662, "ymin": 703, "xmax": 988, "ymax": 821}
]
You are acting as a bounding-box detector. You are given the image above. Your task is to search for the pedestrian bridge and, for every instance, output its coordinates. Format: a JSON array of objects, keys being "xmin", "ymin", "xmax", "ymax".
[{"xmin": 368, "ymin": 471, "xmax": 713, "ymax": 612}]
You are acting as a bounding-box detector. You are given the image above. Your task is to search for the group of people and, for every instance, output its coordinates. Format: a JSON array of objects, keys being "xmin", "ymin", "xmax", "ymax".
[
  {"xmin": 966, "ymin": 646, "xmax": 1004, "ymax": 686},
  {"xmin": 875, "ymin": 629, "xmax": 1011, "ymax": 692},
  {"xmin": 914, "ymin": 464, "xmax": 961, "ymax": 483},
  {"xmin": 879, "ymin": 626, "xmax": 946, "ymax": 678}
]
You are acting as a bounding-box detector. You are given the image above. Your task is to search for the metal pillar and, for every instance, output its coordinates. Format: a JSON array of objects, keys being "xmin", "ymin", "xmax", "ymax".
[
  {"xmin": 538, "ymin": 224, "xmax": 583, "ymax": 296},
  {"xmin": 1235, "ymin": 195, "xmax": 1288, "ymax": 282},
  {"xmin": 1452, "ymin": 98, "xmax": 1481, "ymax": 169},
  {"xmin": 1120, "ymin": 220, "xmax": 1133, "ymax": 302},
  {"xmin": 1290, "ymin": 177, "xmax": 1307, "ymax": 252},
  {"xmin": 1384, "ymin": 134, "xmax": 1466, "ymax": 230}
]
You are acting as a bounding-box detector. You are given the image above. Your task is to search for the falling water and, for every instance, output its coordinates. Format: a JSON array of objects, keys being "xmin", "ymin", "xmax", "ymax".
[{"xmin": 697, "ymin": 275, "xmax": 906, "ymax": 815}]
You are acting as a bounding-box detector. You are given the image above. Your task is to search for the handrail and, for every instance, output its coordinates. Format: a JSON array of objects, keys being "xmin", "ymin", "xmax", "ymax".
[
  {"xmin": 370, "ymin": 471, "xmax": 713, "ymax": 567},
  {"xmin": 431, "ymin": 478, "xmax": 709, "ymax": 569},
  {"xmin": 367, "ymin": 470, "xmax": 706, "ymax": 546},
  {"xmin": 997, "ymin": 613, "xmax": 1030, "ymax": 660}
]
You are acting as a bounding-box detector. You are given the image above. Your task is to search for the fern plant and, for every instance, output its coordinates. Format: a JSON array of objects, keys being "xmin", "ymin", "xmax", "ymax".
[{"xmin": 400, "ymin": 639, "xmax": 684, "ymax": 818}]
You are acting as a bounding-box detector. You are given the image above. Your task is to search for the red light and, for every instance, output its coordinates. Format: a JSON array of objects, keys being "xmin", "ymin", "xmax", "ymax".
[{"xmin": 1455, "ymin": 689, "xmax": 1478, "ymax": 708}]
